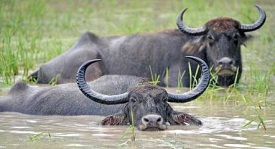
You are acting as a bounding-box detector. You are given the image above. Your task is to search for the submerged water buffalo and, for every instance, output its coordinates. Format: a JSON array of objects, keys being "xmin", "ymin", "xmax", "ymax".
[
  {"xmin": 29, "ymin": 5, "xmax": 266, "ymax": 87},
  {"xmin": 0, "ymin": 56, "xmax": 209, "ymax": 131}
]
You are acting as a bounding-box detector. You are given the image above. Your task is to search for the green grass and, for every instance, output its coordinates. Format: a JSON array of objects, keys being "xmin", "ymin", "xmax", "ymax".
[
  {"xmin": 29, "ymin": 131, "xmax": 51, "ymax": 142},
  {"xmin": 0, "ymin": 0, "xmax": 274, "ymax": 132},
  {"xmin": 149, "ymin": 65, "xmax": 160, "ymax": 85},
  {"xmin": 1, "ymin": 0, "xmax": 274, "ymax": 85}
]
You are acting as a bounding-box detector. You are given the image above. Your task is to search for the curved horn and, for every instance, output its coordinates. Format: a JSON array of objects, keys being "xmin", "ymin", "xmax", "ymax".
[
  {"xmin": 239, "ymin": 5, "xmax": 266, "ymax": 32},
  {"xmin": 76, "ymin": 59, "xmax": 129, "ymax": 105},
  {"xmin": 168, "ymin": 56, "xmax": 210, "ymax": 103},
  {"xmin": 177, "ymin": 8, "xmax": 207, "ymax": 36}
]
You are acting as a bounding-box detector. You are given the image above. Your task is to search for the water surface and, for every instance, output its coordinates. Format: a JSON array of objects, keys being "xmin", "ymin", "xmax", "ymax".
[{"xmin": 1, "ymin": 101, "xmax": 274, "ymax": 149}]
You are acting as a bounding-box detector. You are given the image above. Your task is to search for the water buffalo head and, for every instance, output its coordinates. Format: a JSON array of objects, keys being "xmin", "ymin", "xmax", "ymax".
[
  {"xmin": 178, "ymin": 5, "xmax": 266, "ymax": 86},
  {"xmin": 76, "ymin": 56, "xmax": 210, "ymax": 131}
]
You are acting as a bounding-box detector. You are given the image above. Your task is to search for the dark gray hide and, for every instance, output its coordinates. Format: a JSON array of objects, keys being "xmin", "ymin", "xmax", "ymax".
[
  {"xmin": 0, "ymin": 56, "xmax": 209, "ymax": 131},
  {"xmin": 29, "ymin": 5, "xmax": 266, "ymax": 87},
  {"xmin": 0, "ymin": 75, "xmax": 143, "ymax": 115},
  {"xmin": 75, "ymin": 56, "xmax": 210, "ymax": 131},
  {"xmin": 0, "ymin": 76, "xmax": 202, "ymax": 131}
]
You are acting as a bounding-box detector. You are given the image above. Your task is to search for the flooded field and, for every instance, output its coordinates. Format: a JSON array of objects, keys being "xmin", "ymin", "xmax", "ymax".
[
  {"xmin": 0, "ymin": 101, "xmax": 275, "ymax": 148},
  {"xmin": 1, "ymin": 0, "xmax": 275, "ymax": 148}
]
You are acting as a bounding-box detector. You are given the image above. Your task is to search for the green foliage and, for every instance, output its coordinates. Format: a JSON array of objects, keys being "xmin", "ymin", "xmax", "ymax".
[
  {"xmin": 118, "ymin": 108, "xmax": 136, "ymax": 145},
  {"xmin": 29, "ymin": 131, "xmax": 51, "ymax": 142},
  {"xmin": 0, "ymin": 0, "xmax": 273, "ymax": 131},
  {"xmin": 149, "ymin": 65, "xmax": 160, "ymax": 85}
]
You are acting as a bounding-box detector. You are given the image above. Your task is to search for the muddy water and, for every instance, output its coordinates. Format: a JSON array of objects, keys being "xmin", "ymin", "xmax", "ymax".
[{"xmin": 0, "ymin": 101, "xmax": 274, "ymax": 149}]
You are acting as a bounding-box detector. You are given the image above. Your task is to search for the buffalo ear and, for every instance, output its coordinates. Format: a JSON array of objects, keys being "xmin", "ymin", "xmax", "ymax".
[
  {"xmin": 181, "ymin": 37, "xmax": 206, "ymax": 54},
  {"xmin": 172, "ymin": 112, "xmax": 202, "ymax": 126},
  {"xmin": 101, "ymin": 114, "xmax": 125, "ymax": 125},
  {"xmin": 241, "ymin": 34, "xmax": 253, "ymax": 48},
  {"xmin": 242, "ymin": 34, "xmax": 253, "ymax": 43}
]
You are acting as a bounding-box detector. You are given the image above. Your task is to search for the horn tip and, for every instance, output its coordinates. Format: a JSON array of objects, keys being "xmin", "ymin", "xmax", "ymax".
[{"xmin": 185, "ymin": 56, "xmax": 198, "ymax": 61}]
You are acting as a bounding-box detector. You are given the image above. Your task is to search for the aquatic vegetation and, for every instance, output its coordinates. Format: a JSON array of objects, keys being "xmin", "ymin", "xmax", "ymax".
[{"xmin": 0, "ymin": 1, "xmax": 274, "ymax": 144}]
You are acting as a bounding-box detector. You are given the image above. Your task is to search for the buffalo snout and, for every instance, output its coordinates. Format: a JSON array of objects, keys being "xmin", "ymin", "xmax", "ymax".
[
  {"xmin": 215, "ymin": 57, "xmax": 237, "ymax": 76},
  {"xmin": 139, "ymin": 114, "xmax": 167, "ymax": 131}
]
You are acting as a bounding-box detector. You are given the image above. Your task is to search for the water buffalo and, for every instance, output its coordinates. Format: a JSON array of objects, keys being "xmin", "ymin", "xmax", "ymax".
[
  {"xmin": 29, "ymin": 5, "xmax": 266, "ymax": 87},
  {"xmin": 0, "ymin": 56, "xmax": 209, "ymax": 131}
]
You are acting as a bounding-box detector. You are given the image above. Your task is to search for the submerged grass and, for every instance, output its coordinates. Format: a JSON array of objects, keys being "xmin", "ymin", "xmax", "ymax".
[
  {"xmin": 28, "ymin": 131, "xmax": 51, "ymax": 142},
  {"xmin": 118, "ymin": 108, "xmax": 136, "ymax": 145},
  {"xmin": 0, "ymin": 0, "xmax": 274, "ymax": 134}
]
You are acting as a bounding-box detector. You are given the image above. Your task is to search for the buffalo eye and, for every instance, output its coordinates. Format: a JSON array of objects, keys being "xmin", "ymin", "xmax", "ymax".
[
  {"xmin": 206, "ymin": 35, "xmax": 215, "ymax": 45},
  {"xmin": 232, "ymin": 34, "xmax": 240, "ymax": 44},
  {"xmin": 130, "ymin": 97, "xmax": 138, "ymax": 103}
]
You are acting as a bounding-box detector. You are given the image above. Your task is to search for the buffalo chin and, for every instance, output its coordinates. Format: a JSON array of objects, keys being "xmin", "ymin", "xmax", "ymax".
[
  {"xmin": 216, "ymin": 69, "xmax": 236, "ymax": 76},
  {"xmin": 213, "ymin": 66, "xmax": 240, "ymax": 86},
  {"xmin": 214, "ymin": 64, "xmax": 237, "ymax": 76},
  {"xmin": 138, "ymin": 124, "xmax": 167, "ymax": 131}
]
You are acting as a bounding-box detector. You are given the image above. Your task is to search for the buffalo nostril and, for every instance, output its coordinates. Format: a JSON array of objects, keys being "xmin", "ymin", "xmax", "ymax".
[
  {"xmin": 228, "ymin": 60, "xmax": 234, "ymax": 65},
  {"xmin": 217, "ymin": 57, "xmax": 235, "ymax": 66},
  {"xmin": 157, "ymin": 117, "xmax": 162, "ymax": 123},
  {"xmin": 143, "ymin": 117, "xmax": 149, "ymax": 123}
]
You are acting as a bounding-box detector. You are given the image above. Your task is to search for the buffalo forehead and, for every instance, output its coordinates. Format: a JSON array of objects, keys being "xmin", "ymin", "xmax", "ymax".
[
  {"xmin": 131, "ymin": 85, "xmax": 166, "ymax": 97},
  {"xmin": 205, "ymin": 17, "xmax": 240, "ymax": 32}
]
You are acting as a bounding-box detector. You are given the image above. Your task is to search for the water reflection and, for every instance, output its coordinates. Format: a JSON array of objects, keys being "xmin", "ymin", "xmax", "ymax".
[
  {"xmin": 1, "ymin": 102, "xmax": 274, "ymax": 148},
  {"xmin": 168, "ymin": 117, "xmax": 257, "ymax": 134}
]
